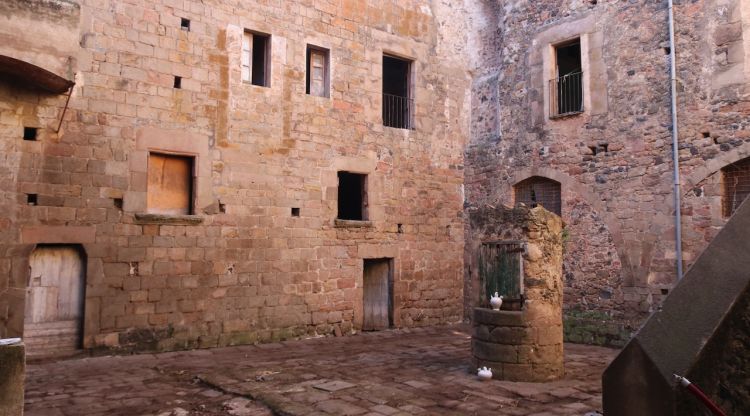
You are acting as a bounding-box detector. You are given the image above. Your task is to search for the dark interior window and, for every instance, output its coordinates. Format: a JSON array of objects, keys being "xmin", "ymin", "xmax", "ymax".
[
  {"xmin": 552, "ymin": 40, "xmax": 583, "ymax": 116},
  {"xmin": 252, "ymin": 34, "xmax": 270, "ymax": 87},
  {"xmin": 338, "ymin": 172, "xmax": 366, "ymax": 220},
  {"xmin": 382, "ymin": 55, "xmax": 412, "ymax": 129}
]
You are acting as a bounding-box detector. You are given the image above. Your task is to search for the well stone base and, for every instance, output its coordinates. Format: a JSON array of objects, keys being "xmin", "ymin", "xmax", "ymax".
[{"xmin": 472, "ymin": 307, "xmax": 563, "ymax": 382}]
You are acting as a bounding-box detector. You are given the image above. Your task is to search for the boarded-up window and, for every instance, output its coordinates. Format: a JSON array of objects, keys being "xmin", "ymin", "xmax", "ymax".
[
  {"xmin": 147, "ymin": 153, "xmax": 193, "ymax": 215},
  {"xmin": 514, "ymin": 176, "xmax": 562, "ymax": 216},
  {"xmin": 241, "ymin": 31, "xmax": 271, "ymax": 87},
  {"xmin": 306, "ymin": 46, "xmax": 329, "ymax": 97},
  {"xmin": 722, "ymin": 158, "xmax": 750, "ymax": 217}
]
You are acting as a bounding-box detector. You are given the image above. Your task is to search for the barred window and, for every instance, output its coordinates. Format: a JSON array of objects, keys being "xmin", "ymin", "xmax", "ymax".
[
  {"xmin": 514, "ymin": 176, "xmax": 562, "ymax": 216},
  {"xmin": 722, "ymin": 158, "xmax": 750, "ymax": 217}
]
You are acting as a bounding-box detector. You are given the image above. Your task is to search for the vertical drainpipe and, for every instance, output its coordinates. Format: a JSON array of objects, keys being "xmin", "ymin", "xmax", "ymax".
[{"xmin": 668, "ymin": 0, "xmax": 684, "ymax": 279}]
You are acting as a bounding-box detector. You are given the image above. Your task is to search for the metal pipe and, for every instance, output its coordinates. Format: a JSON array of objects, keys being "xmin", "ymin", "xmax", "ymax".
[
  {"xmin": 668, "ymin": 0, "xmax": 684, "ymax": 279},
  {"xmin": 673, "ymin": 374, "xmax": 726, "ymax": 416}
]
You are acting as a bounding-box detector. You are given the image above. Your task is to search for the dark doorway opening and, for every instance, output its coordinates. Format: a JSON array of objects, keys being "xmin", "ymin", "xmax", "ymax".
[
  {"xmin": 382, "ymin": 55, "xmax": 412, "ymax": 129},
  {"xmin": 337, "ymin": 172, "xmax": 367, "ymax": 221},
  {"xmin": 363, "ymin": 258, "xmax": 393, "ymax": 331},
  {"xmin": 551, "ymin": 40, "xmax": 583, "ymax": 116}
]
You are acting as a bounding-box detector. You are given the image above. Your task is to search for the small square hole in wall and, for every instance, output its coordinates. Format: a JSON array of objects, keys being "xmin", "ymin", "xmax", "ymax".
[
  {"xmin": 664, "ymin": 47, "xmax": 671, "ymax": 55},
  {"xmin": 23, "ymin": 127, "xmax": 38, "ymax": 141},
  {"xmin": 661, "ymin": 288, "xmax": 669, "ymax": 295},
  {"xmin": 173, "ymin": 76, "xmax": 182, "ymax": 89},
  {"xmin": 27, "ymin": 194, "xmax": 37, "ymax": 205},
  {"xmin": 291, "ymin": 207, "xmax": 300, "ymax": 217},
  {"xmin": 180, "ymin": 18, "xmax": 190, "ymax": 31},
  {"xmin": 397, "ymin": 223, "xmax": 404, "ymax": 233},
  {"xmin": 702, "ymin": 131, "xmax": 710, "ymax": 138},
  {"xmin": 113, "ymin": 198, "xmax": 123, "ymax": 209}
]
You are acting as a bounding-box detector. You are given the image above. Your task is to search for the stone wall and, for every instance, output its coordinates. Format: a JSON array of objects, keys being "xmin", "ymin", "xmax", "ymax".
[
  {"xmin": 465, "ymin": 0, "xmax": 750, "ymax": 345},
  {"xmin": 0, "ymin": 342, "xmax": 24, "ymax": 416},
  {"xmin": 468, "ymin": 205, "xmax": 564, "ymax": 382},
  {"xmin": 0, "ymin": 0, "xmax": 471, "ymax": 353}
]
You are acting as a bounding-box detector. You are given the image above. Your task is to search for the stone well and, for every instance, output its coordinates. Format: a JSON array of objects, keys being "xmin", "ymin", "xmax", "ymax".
[{"xmin": 468, "ymin": 205, "xmax": 564, "ymax": 382}]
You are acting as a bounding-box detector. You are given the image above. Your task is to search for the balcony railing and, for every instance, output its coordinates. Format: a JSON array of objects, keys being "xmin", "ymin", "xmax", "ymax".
[
  {"xmin": 549, "ymin": 71, "xmax": 583, "ymax": 118},
  {"xmin": 382, "ymin": 93, "xmax": 414, "ymax": 129}
]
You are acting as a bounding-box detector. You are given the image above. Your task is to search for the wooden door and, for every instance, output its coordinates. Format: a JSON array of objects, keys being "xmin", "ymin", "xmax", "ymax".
[
  {"xmin": 24, "ymin": 245, "xmax": 85, "ymax": 357},
  {"xmin": 363, "ymin": 259, "xmax": 392, "ymax": 331}
]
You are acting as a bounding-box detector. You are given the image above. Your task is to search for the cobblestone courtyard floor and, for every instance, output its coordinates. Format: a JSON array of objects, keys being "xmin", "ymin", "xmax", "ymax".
[{"xmin": 25, "ymin": 324, "xmax": 617, "ymax": 416}]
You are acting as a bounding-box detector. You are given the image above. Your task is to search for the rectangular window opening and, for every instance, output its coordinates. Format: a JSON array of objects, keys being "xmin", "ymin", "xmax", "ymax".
[
  {"xmin": 242, "ymin": 31, "xmax": 271, "ymax": 87},
  {"xmin": 550, "ymin": 39, "xmax": 583, "ymax": 117},
  {"xmin": 337, "ymin": 172, "xmax": 367, "ymax": 221},
  {"xmin": 291, "ymin": 207, "xmax": 300, "ymax": 217},
  {"xmin": 306, "ymin": 45, "xmax": 330, "ymax": 97},
  {"xmin": 147, "ymin": 153, "xmax": 194, "ymax": 216},
  {"xmin": 23, "ymin": 127, "xmax": 38, "ymax": 141},
  {"xmin": 27, "ymin": 193, "xmax": 37, "ymax": 205},
  {"xmin": 382, "ymin": 54, "xmax": 413, "ymax": 129},
  {"xmin": 180, "ymin": 18, "xmax": 190, "ymax": 31},
  {"xmin": 173, "ymin": 76, "xmax": 182, "ymax": 89}
]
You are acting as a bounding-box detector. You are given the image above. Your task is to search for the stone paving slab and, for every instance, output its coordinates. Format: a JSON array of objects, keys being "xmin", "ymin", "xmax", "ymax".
[{"xmin": 25, "ymin": 324, "xmax": 617, "ymax": 415}]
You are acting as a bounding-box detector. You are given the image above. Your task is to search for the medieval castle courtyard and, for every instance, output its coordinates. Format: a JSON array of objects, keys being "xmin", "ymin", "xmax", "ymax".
[{"xmin": 1, "ymin": 0, "xmax": 750, "ymax": 414}]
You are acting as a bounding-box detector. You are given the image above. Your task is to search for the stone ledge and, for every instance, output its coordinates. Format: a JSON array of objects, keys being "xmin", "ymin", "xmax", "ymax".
[
  {"xmin": 473, "ymin": 307, "xmax": 527, "ymax": 327},
  {"xmin": 134, "ymin": 213, "xmax": 204, "ymax": 225},
  {"xmin": 334, "ymin": 219, "xmax": 373, "ymax": 228}
]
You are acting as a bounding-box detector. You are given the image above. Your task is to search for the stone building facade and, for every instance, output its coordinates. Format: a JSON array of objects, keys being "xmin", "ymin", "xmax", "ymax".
[
  {"xmin": 0, "ymin": 0, "xmax": 471, "ymax": 355},
  {"xmin": 466, "ymin": 0, "xmax": 750, "ymax": 344}
]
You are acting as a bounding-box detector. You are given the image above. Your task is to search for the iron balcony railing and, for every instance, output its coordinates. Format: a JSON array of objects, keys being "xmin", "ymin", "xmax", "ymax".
[
  {"xmin": 549, "ymin": 71, "xmax": 584, "ymax": 118},
  {"xmin": 382, "ymin": 93, "xmax": 414, "ymax": 129}
]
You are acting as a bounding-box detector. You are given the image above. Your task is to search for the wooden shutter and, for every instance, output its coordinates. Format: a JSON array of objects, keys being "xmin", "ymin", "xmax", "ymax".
[
  {"xmin": 309, "ymin": 49, "xmax": 327, "ymax": 97},
  {"xmin": 147, "ymin": 153, "xmax": 193, "ymax": 215},
  {"xmin": 241, "ymin": 32, "xmax": 252, "ymax": 82}
]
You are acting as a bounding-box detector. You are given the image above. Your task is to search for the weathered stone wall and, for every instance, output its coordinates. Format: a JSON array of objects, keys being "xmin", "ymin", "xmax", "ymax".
[
  {"xmin": 465, "ymin": 0, "xmax": 750, "ymax": 345},
  {"xmin": 468, "ymin": 205, "xmax": 564, "ymax": 381},
  {"xmin": 0, "ymin": 0, "xmax": 471, "ymax": 352}
]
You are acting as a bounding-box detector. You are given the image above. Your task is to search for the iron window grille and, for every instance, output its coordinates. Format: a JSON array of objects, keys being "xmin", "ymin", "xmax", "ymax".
[
  {"xmin": 382, "ymin": 93, "xmax": 414, "ymax": 129},
  {"xmin": 549, "ymin": 71, "xmax": 584, "ymax": 118},
  {"xmin": 722, "ymin": 158, "xmax": 750, "ymax": 217}
]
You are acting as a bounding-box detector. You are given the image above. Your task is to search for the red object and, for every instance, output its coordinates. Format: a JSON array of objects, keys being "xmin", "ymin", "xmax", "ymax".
[{"xmin": 673, "ymin": 374, "xmax": 727, "ymax": 416}]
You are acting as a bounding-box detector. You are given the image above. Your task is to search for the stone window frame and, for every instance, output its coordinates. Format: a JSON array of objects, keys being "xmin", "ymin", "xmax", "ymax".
[
  {"xmin": 329, "ymin": 156, "xmax": 381, "ymax": 228},
  {"xmin": 530, "ymin": 14, "xmax": 607, "ymax": 126},
  {"xmin": 126, "ymin": 127, "xmax": 212, "ymax": 224}
]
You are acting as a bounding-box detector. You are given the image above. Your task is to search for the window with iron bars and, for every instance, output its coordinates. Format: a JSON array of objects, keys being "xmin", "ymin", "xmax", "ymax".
[
  {"xmin": 514, "ymin": 176, "xmax": 562, "ymax": 216},
  {"xmin": 722, "ymin": 158, "xmax": 750, "ymax": 217},
  {"xmin": 550, "ymin": 39, "xmax": 583, "ymax": 118},
  {"xmin": 382, "ymin": 55, "xmax": 414, "ymax": 129}
]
